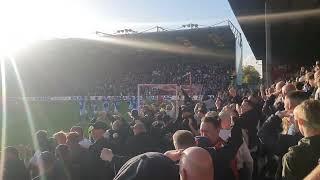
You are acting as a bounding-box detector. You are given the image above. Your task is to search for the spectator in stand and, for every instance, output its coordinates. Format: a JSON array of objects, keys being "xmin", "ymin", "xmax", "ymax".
[
  {"xmin": 295, "ymin": 81, "xmax": 304, "ymax": 91},
  {"xmin": 55, "ymin": 144, "xmax": 73, "ymax": 180},
  {"xmin": 32, "ymin": 151, "xmax": 67, "ymax": 180},
  {"xmin": 202, "ymin": 95, "xmax": 215, "ymax": 111},
  {"xmin": 215, "ymin": 97, "xmax": 223, "ymax": 112},
  {"xmin": 29, "ymin": 130, "xmax": 51, "ymax": 177},
  {"xmin": 304, "ymin": 72, "xmax": 317, "ymax": 98},
  {"xmin": 314, "ymin": 70, "xmax": 320, "ymax": 100},
  {"xmin": 3, "ymin": 146, "xmax": 30, "ymax": 180},
  {"xmin": 128, "ymin": 109, "xmax": 140, "ymax": 124},
  {"xmin": 172, "ymin": 130, "xmax": 196, "ymax": 150},
  {"xmin": 177, "ymin": 105, "xmax": 198, "ymax": 136},
  {"xmin": 259, "ymin": 91, "xmax": 308, "ymax": 153},
  {"xmin": 112, "ymin": 152, "xmax": 180, "ymax": 180},
  {"xmin": 200, "ymin": 116, "xmax": 243, "ymax": 180},
  {"xmin": 165, "ymin": 101, "xmax": 176, "ymax": 119},
  {"xmin": 124, "ymin": 123, "xmax": 159, "ymax": 157},
  {"xmin": 89, "ymin": 121, "xmax": 115, "ymax": 180},
  {"xmin": 70, "ymin": 126, "xmax": 92, "ymax": 149},
  {"xmin": 194, "ymin": 103, "xmax": 207, "ymax": 127},
  {"xmin": 66, "ymin": 132, "xmax": 92, "ymax": 180},
  {"xmin": 282, "ymin": 100, "xmax": 320, "ymax": 180},
  {"xmin": 179, "ymin": 147, "xmax": 213, "ymax": 180},
  {"xmin": 53, "ymin": 131, "xmax": 67, "ymax": 145},
  {"xmin": 236, "ymin": 99, "xmax": 263, "ymax": 151},
  {"xmin": 219, "ymin": 108, "xmax": 254, "ymax": 180},
  {"xmin": 262, "ymin": 81, "xmax": 286, "ymax": 116},
  {"xmin": 164, "ymin": 130, "xmax": 196, "ymax": 162},
  {"xmin": 228, "ymin": 87, "xmax": 243, "ymax": 105}
]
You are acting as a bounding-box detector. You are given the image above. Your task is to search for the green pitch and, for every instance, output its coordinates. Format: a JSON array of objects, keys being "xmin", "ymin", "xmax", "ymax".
[
  {"xmin": 1, "ymin": 101, "xmax": 81, "ymax": 146},
  {"xmin": 1, "ymin": 99, "xmax": 130, "ymax": 146}
]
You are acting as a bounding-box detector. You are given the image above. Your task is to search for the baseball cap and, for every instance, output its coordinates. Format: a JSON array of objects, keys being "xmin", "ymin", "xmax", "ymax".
[
  {"xmin": 92, "ymin": 121, "xmax": 108, "ymax": 131},
  {"xmin": 114, "ymin": 152, "xmax": 179, "ymax": 180}
]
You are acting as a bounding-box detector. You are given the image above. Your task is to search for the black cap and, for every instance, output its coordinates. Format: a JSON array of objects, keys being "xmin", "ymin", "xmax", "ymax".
[
  {"xmin": 114, "ymin": 152, "xmax": 179, "ymax": 180},
  {"xmin": 92, "ymin": 121, "xmax": 108, "ymax": 130},
  {"xmin": 130, "ymin": 109, "xmax": 139, "ymax": 118}
]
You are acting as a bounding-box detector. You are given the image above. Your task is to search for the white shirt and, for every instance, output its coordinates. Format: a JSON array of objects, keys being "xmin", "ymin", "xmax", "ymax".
[
  {"xmin": 219, "ymin": 129, "xmax": 231, "ymax": 141},
  {"xmin": 79, "ymin": 138, "xmax": 92, "ymax": 149},
  {"xmin": 166, "ymin": 109, "xmax": 176, "ymax": 119},
  {"xmin": 29, "ymin": 150, "xmax": 41, "ymax": 166}
]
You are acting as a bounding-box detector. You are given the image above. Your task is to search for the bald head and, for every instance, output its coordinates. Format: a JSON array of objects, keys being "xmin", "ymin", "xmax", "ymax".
[
  {"xmin": 282, "ymin": 83, "xmax": 296, "ymax": 97},
  {"xmin": 180, "ymin": 147, "xmax": 213, "ymax": 180}
]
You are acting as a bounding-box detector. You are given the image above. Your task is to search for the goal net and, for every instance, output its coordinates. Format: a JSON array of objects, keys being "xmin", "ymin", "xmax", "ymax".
[{"xmin": 137, "ymin": 84, "xmax": 203, "ymax": 118}]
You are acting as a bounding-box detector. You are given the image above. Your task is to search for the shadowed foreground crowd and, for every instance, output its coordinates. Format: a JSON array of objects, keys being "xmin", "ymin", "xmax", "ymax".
[{"xmin": 3, "ymin": 61, "xmax": 320, "ymax": 180}]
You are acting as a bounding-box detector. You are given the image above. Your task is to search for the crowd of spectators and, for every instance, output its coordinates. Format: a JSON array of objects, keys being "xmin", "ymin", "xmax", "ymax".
[
  {"xmin": 3, "ymin": 60, "xmax": 320, "ymax": 180},
  {"xmin": 93, "ymin": 62, "xmax": 233, "ymax": 96}
]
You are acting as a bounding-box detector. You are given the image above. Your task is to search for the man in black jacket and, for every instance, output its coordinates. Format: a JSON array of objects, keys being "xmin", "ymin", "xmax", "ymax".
[
  {"xmin": 67, "ymin": 132, "xmax": 93, "ymax": 180},
  {"xmin": 125, "ymin": 123, "xmax": 159, "ymax": 157},
  {"xmin": 101, "ymin": 118, "xmax": 243, "ymax": 180},
  {"xmin": 89, "ymin": 121, "xmax": 115, "ymax": 180},
  {"xmin": 200, "ymin": 116, "xmax": 243, "ymax": 180},
  {"xmin": 3, "ymin": 146, "xmax": 30, "ymax": 180},
  {"xmin": 228, "ymin": 87, "xmax": 243, "ymax": 105},
  {"xmin": 262, "ymin": 82, "xmax": 295, "ymax": 117},
  {"xmin": 237, "ymin": 99, "xmax": 263, "ymax": 150},
  {"xmin": 258, "ymin": 91, "xmax": 308, "ymax": 179}
]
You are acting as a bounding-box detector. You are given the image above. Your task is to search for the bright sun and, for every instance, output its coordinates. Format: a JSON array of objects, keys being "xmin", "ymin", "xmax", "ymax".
[{"xmin": 0, "ymin": 0, "xmax": 93, "ymax": 55}]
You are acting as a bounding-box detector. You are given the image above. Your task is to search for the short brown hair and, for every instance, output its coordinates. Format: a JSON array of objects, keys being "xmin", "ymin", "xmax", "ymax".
[
  {"xmin": 294, "ymin": 100, "xmax": 320, "ymax": 130},
  {"xmin": 201, "ymin": 117, "xmax": 220, "ymax": 129},
  {"xmin": 285, "ymin": 91, "xmax": 309, "ymax": 106},
  {"xmin": 66, "ymin": 132, "xmax": 81, "ymax": 145},
  {"xmin": 173, "ymin": 130, "xmax": 195, "ymax": 149}
]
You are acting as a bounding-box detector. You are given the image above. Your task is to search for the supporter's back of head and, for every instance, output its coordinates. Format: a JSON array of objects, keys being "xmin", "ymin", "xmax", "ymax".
[
  {"xmin": 172, "ymin": 130, "xmax": 195, "ymax": 150},
  {"xmin": 114, "ymin": 152, "xmax": 179, "ymax": 180},
  {"xmin": 295, "ymin": 81, "xmax": 304, "ymax": 91},
  {"xmin": 53, "ymin": 131, "xmax": 67, "ymax": 145},
  {"xmin": 132, "ymin": 122, "xmax": 146, "ymax": 135},
  {"xmin": 4, "ymin": 146, "xmax": 19, "ymax": 161},
  {"xmin": 36, "ymin": 130, "xmax": 49, "ymax": 151},
  {"xmin": 294, "ymin": 100, "xmax": 320, "ymax": 137},
  {"xmin": 282, "ymin": 83, "xmax": 296, "ymax": 97},
  {"xmin": 180, "ymin": 147, "xmax": 213, "ymax": 180},
  {"xmin": 284, "ymin": 91, "xmax": 309, "ymax": 111},
  {"xmin": 66, "ymin": 132, "xmax": 81, "ymax": 145}
]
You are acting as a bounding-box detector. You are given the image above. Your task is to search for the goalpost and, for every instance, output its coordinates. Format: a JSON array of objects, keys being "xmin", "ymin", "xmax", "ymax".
[
  {"xmin": 137, "ymin": 83, "xmax": 203, "ymax": 118},
  {"xmin": 137, "ymin": 84, "xmax": 180, "ymax": 116}
]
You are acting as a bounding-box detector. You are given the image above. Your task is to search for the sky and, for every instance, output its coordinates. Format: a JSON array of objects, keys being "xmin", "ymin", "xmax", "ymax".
[{"xmin": 0, "ymin": 0, "xmax": 259, "ymax": 72}]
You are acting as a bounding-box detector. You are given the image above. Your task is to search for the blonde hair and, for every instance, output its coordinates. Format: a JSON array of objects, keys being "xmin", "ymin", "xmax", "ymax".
[
  {"xmin": 281, "ymin": 117, "xmax": 290, "ymax": 135},
  {"xmin": 294, "ymin": 100, "xmax": 320, "ymax": 130}
]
